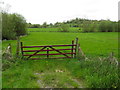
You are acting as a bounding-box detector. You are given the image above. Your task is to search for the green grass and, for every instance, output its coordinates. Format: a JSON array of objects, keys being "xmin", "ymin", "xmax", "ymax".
[
  {"xmin": 2, "ymin": 28, "xmax": 119, "ymax": 88},
  {"xmin": 2, "ymin": 29, "xmax": 118, "ymax": 58},
  {"xmin": 66, "ymin": 58, "xmax": 119, "ymax": 88},
  {"xmin": 2, "ymin": 59, "xmax": 85, "ymax": 88},
  {"xmin": 2, "ymin": 58, "xmax": 118, "ymax": 88}
]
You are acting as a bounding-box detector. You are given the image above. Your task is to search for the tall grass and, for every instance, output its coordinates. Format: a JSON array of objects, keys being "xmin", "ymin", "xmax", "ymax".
[
  {"xmin": 66, "ymin": 58, "xmax": 119, "ymax": 88},
  {"xmin": 2, "ymin": 57, "xmax": 119, "ymax": 88}
]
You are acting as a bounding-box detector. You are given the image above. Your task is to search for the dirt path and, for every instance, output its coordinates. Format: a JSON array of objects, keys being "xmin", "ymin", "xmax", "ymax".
[
  {"xmin": 34, "ymin": 73, "xmax": 52, "ymax": 88},
  {"xmin": 34, "ymin": 70, "xmax": 85, "ymax": 88},
  {"xmin": 71, "ymin": 78, "xmax": 84, "ymax": 88}
]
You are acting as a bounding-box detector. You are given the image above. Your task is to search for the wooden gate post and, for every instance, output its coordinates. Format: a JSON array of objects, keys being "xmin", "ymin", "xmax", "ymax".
[
  {"xmin": 75, "ymin": 37, "xmax": 78, "ymax": 58},
  {"xmin": 71, "ymin": 40, "xmax": 74, "ymax": 58},
  {"xmin": 20, "ymin": 42, "xmax": 23, "ymax": 57},
  {"xmin": 47, "ymin": 47, "xmax": 49, "ymax": 58}
]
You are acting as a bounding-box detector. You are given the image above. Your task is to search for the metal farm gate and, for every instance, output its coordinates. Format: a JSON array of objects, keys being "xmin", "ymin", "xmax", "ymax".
[{"xmin": 20, "ymin": 40, "xmax": 78, "ymax": 60}]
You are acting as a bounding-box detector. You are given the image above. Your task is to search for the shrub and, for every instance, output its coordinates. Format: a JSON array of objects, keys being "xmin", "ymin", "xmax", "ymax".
[
  {"xmin": 2, "ymin": 13, "xmax": 16, "ymax": 40},
  {"xmin": 58, "ymin": 24, "xmax": 69, "ymax": 32},
  {"xmin": 30, "ymin": 24, "xmax": 40, "ymax": 28},
  {"xmin": 118, "ymin": 21, "xmax": 120, "ymax": 32},
  {"xmin": 113, "ymin": 22, "xmax": 118, "ymax": 32},
  {"xmin": 82, "ymin": 21, "xmax": 97, "ymax": 32},
  {"xmin": 2, "ymin": 12, "xmax": 27, "ymax": 40},
  {"xmin": 82, "ymin": 24, "xmax": 89, "ymax": 32},
  {"xmin": 98, "ymin": 20, "xmax": 116, "ymax": 32},
  {"xmin": 82, "ymin": 21, "xmax": 90, "ymax": 32}
]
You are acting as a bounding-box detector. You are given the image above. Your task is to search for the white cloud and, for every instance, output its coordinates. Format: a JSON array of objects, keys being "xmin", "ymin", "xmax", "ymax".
[{"xmin": 2, "ymin": 0, "xmax": 119, "ymax": 24}]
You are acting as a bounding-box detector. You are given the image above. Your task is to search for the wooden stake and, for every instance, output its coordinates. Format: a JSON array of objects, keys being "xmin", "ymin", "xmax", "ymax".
[
  {"xmin": 20, "ymin": 42, "xmax": 23, "ymax": 56},
  {"xmin": 47, "ymin": 48, "xmax": 49, "ymax": 58},
  {"xmin": 75, "ymin": 37, "xmax": 78, "ymax": 58},
  {"xmin": 71, "ymin": 40, "xmax": 74, "ymax": 58}
]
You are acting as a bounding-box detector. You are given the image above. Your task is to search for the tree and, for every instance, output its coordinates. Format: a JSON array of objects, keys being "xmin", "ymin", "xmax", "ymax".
[
  {"xmin": 54, "ymin": 22, "xmax": 61, "ymax": 27},
  {"xmin": 12, "ymin": 13, "xmax": 27, "ymax": 36},
  {"xmin": 58, "ymin": 24, "xmax": 69, "ymax": 32},
  {"xmin": 30, "ymin": 24, "xmax": 40, "ymax": 28},
  {"xmin": 99, "ymin": 20, "xmax": 115, "ymax": 32},
  {"xmin": 2, "ymin": 12, "xmax": 27, "ymax": 40},
  {"xmin": 118, "ymin": 20, "xmax": 120, "ymax": 32},
  {"xmin": 49, "ymin": 23, "xmax": 53, "ymax": 27},
  {"xmin": 27, "ymin": 23, "xmax": 32, "ymax": 28},
  {"xmin": 82, "ymin": 21, "xmax": 90, "ymax": 32},
  {"xmin": 2, "ymin": 13, "xmax": 16, "ymax": 39},
  {"xmin": 42, "ymin": 22, "xmax": 47, "ymax": 28}
]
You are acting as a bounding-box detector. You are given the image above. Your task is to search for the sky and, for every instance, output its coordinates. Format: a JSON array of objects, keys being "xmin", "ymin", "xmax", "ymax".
[{"xmin": 1, "ymin": 0, "xmax": 119, "ymax": 24}]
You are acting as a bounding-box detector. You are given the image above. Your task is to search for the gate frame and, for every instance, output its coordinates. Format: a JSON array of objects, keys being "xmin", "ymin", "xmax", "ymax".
[{"xmin": 20, "ymin": 39, "xmax": 79, "ymax": 60}]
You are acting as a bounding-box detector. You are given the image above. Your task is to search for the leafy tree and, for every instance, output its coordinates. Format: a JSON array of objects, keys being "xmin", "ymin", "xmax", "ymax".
[
  {"xmin": 2, "ymin": 13, "xmax": 16, "ymax": 39},
  {"xmin": 31, "ymin": 24, "xmax": 40, "ymax": 28},
  {"xmin": 12, "ymin": 13, "xmax": 27, "ymax": 36},
  {"xmin": 49, "ymin": 23, "xmax": 53, "ymax": 27},
  {"xmin": 27, "ymin": 23, "xmax": 32, "ymax": 28},
  {"xmin": 54, "ymin": 22, "xmax": 61, "ymax": 27},
  {"xmin": 2, "ymin": 12, "xmax": 27, "ymax": 40},
  {"xmin": 118, "ymin": 20, "xmax": 120, "ymax": 32},
  {"xmin": 42, "ymin": 22, "xmax": 47, "ymax": 28},
  {"xmin": 82, "ymin": 21, "xmax": 90, "ymax": 32},
  {"xmin": 58, "ymin": 24, "xmax": 69, "ymax": 32},
  {"xmin": 99, "ymin": 20, "xmax": 115, "ymax": 32}
]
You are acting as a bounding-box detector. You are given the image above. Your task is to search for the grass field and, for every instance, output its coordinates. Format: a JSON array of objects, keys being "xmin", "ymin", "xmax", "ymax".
[
  {"xmin": 2, "ymin": 28, "xmax": 118, "ymax": 57},
  {"xmin": 2, "ymin": 28, "xmax": 119, "ymax": 88}
]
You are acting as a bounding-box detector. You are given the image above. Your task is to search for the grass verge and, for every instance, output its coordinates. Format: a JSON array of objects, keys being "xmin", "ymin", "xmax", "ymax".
[{"xmin": 2, "ymin": 57, "xmax": 119, "ymax": 88}]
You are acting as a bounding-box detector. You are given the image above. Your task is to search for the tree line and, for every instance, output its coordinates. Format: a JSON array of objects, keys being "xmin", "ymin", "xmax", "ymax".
[
  {"xmin": 28, "ymin": 18, "xmax": 119, "ymax": 32},
  {"xmin": 2, "ymin": 12, "xmax": 27, "ymax": 40},
  {"xmin": 2, "ymin": 13, "xmax": 119, "ymax": 40}
]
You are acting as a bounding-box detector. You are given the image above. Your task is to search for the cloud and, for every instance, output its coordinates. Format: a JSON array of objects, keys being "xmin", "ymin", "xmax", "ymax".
[{"xmin": 3, "ymin": 0, "xmax": 119, "ymax": 24}]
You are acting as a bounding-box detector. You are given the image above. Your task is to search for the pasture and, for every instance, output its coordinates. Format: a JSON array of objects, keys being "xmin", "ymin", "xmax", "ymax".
[
  {"xmin": 2, "ymin": 28, "xmax": 118, "ymax": 57},
  {"xmin": 2, "ymin": 28, "xmax": 119, "ymax": 88}
]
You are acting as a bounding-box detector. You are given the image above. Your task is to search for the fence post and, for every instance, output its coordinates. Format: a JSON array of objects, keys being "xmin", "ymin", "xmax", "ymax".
[
  {"xmin": 16, "ymin": 36, "xmax": 20, "ymax": 57},
  {"xmin": 75, "ymin": 37, "xmax": 78, "ymax": 58},
  {"xmin": 20, "ymin": 42, "xmax": 23, "ymax": 57},
  {"xmin": 72, "ymin": 40, "xmax": 74, "ymax": 58},
  {"xmin": 47, "ymin": 47, "xmax": 49, "ymax": 58}
]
